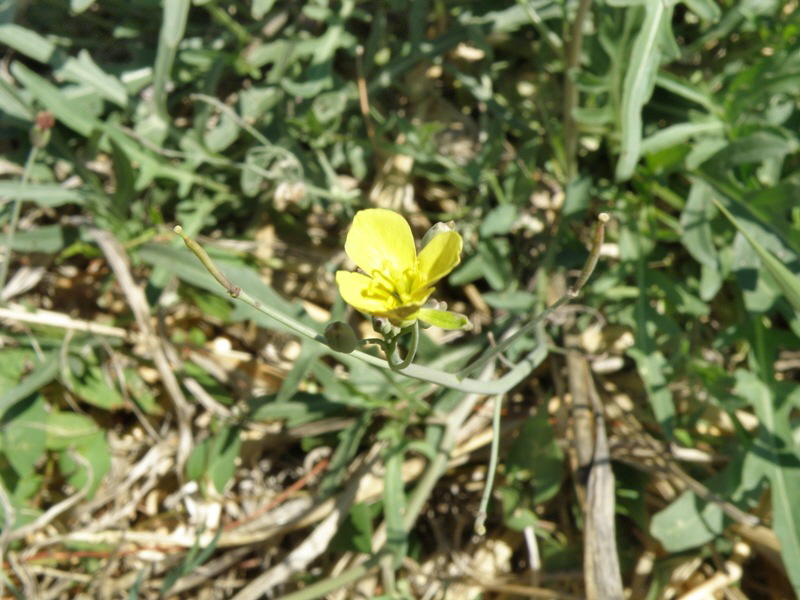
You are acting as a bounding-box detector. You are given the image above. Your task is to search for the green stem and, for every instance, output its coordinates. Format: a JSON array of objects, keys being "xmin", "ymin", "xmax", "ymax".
[
  {"xmin": 205, "ymin": 2, "xmax": 251, "ymax": 45},
  {"xmin": 192, "ymin": 93, "xmax": 286, "ymax": 152},
  {"xmin": 458, "ymin": 213, "xmax": 608, "ymax": 379},
  {"xmin": 388, "ymin": 322, "xmax": 419, "ymax": 371},
  {"xmin": 563, "ymin": 0, "xmax": 594, "ymax": 180},
  {"xmin": 402, "ymin": 360, "xmax": 498, "ymax": 532},
  {"xmin": 281, "ymin": 364, "xmax": 500, "ymax": 599},
  {"xmin": 516, "ymin": 0, "xmax": 563, "ymax": 55},
  {"xmin": 0, "ymin": 146, "xmax": 39, "ymax": 297},
  {"xmin": 276, "ymin": 553, "xmax": 385, "ymax": 600},
  {"xmin": 475, "ymin": 393, "xmax": 503, "ymax": 535}
]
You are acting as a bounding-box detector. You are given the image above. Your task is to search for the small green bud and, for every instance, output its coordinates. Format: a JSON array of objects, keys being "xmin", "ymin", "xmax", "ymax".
[
  {"xmin": 372, "ymin": 317, "xmax": 400, "ymax": 337},
  {"xmin": 324, "ymin": 321, "xmax": 358, "ymax": 353}
]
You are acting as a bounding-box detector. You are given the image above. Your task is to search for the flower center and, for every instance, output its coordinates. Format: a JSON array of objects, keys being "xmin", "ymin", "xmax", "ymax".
[{"xmin": 366, "ymin": 261, "xmax": 422, "ymax": 306}]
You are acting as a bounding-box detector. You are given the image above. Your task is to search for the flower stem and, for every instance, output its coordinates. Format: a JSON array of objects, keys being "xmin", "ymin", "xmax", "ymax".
[
  {"xmin": 388, "ymin": 322, "xmax": 419, "ymax": 371},
  {"xmin": 474, "ymin": 391, "xmax": 504, "ymax": 535}
]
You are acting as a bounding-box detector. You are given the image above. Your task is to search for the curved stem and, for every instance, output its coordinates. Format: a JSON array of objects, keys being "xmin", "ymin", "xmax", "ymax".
[{"xmin": 388, "ymin": 322, "xmax": 419, "ymax": 371}]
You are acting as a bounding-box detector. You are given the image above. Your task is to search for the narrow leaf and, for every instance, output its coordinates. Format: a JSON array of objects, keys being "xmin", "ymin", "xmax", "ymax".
[{"xmin": 615, "ymin": 2, "xmax": 673, "ymax": 181}]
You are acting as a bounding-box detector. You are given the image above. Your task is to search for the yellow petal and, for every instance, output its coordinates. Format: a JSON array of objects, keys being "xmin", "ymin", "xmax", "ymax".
[
  {"xmin": 416, "ymin": 230, "xmax": 462, "ymax": 286},
  {"xmin": 344, "ymin": 209, "xmax": 416, "ymax": 276},
  {"xmin": 336, "ymin": 271, "xmax": 394, "ymax": 316}
]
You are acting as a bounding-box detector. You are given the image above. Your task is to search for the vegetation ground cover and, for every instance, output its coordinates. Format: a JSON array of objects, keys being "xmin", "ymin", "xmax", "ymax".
[{"xmin": 1, "ymin": 1, "xmax": 800, "ymax": 598}]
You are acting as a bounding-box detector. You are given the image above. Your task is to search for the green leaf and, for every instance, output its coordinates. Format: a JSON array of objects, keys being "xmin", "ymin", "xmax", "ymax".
[
  {"xmin": 715, "ymin": 199, "xmax": 800, "ymax": 317},
  {"xmin": 0, "ymin": 393, "xmax": 47, "ymax": 478},
  {"xmin": 641, "ymin": 119, "xmax": 724, "ymax": 156},
  {"xmin": 449, "ymin": 253, "xmax": 485, "ymax": 286},
  {"xmin": 477, "ymin": 238, "xmax": 512, "ymax": 291},
  {"xmin": 58, "ymin": 49, "xmax": 128, "ymax": 108},
  {"xmin": 733, "ymin": 232, "xmax": 781, "ymax": 313},
  {"xmin": 11, "ymin": 62, "xmax": 97, "ymax": 136},
  {"xmin": 506, "ymin": 409, "xmax": 564, "ymax": 505},
  {"xmin": 9, "ymin": 224, "xmax": 81, "ymax": 253},
  {"xmin": 332, "ymin": 503, "xmax": 374, "ymax": 554},
  {"xmin": 0, "ymin": 24, "xmax": 56, "ymax": 62},
  {"xmin": 417, "ymin": 308, "xmax": 471, "ymax": 330},
  {"xmin": 70, "ymin": 0, "xmax": 95, "ymax": 14},
  {"xmin": 252, "ymin": 0, "xmax": 276, "ymax": 19},
  {"xmin": 481, "ymin": 291, "xmax": 536, "ymax": 312},
  {"xmin": 680, "ymin": 180, "xmax": 718, "ymax": 268},
  {"xmin": 628, "ymin": 348, "xmax": 675, "ymax": 433},
  {"xmin": 246, "ymin": 392, "xmax": 345, "ymax": 427},
  {"xmin": 151, "ymin": 0, "xmax": 190, "ymax": 121},
  {"xmin": 186, "ymin": 425, "xmax": 242, "ymax": 494},
  {"xmin": 0, "ymin": 353, "xmax": 59, "ymax": 415},
  {"xmin": 615, "ymin": 2, "xmax": 675, "ymax": 181},
  {"xmin": 0, "ymin": 182, "xmax": 86, "ymax": 208},
  {"xmin": 709, "ymin": 131, "xmax": 796, "ymax": 167},
  {"xmin": 480, "ymin": 204, "xmax": 518, "ymax": 237},
  {"xmin": 208, "ymin": 425, "xmax": 242, "ymax": 494},
  {"xmin": 384, "ymin": 444, "xmax": 407, "ymax": 566},
  {"xmin": 1, "ymin": 25, "xmax": 127, "ymax": 108},
  {"xmin": 57, "ymin": 430, "xmax": 110, "ymax": 499},
  {"xmin": 735, "ymin": 370, "xmax": 800, "ymax": 594},
  {"xmin": 683, "ymin": 0, "xmax": 721, "ymax": 21},
  {"xmin": 0, "ymin": 76, "xmax": 33, "ymax": 121},
  {"xmin": 0, "ymin": 470, "xmax": 45, "ymax": 533},
  {"xmin": 45, "ymin": 411, "xmax": 100, "ymax": 450},
  {"xmin": 67, "ymin": 358, "xmax": 126, "ymax": 411},
  {"xmin": 650, "ymin": 489, "xmax": 723, "ymax": 552},
  {"xmin": 204, "ymin": 111, "xmax": 240, "ymax": 153}
]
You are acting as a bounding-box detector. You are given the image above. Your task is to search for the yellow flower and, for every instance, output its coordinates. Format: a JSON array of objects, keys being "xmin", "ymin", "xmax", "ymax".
[{"xmin": 336, "ymin": 209, "xmax": 469, "ymax": 329}]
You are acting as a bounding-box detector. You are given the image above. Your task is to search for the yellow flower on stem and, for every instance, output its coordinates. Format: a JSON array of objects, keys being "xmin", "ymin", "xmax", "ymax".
[{"xmin": 335, "ymin": 208, "xmax": 470, "ymax": 330}]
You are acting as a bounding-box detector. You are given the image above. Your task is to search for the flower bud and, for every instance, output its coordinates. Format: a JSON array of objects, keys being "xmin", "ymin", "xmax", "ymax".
[
  {"xmin": 30, "ymin": 111, "xmax": 55, "ymax": 149},
  {"xmin": 324, "ymin": 321, "xmax": 358, "ymax": 353},
  {"xmin": 372, "ymin": 317, "xmax": 399, "ymax": 337}
]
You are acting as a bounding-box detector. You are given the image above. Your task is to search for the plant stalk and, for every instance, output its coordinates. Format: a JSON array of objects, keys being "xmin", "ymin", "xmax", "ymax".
[
  {"xmin": 0, "ymin": 146, "xmax": 39, "ymax": 297},
  {"xmin": 563, "ymin": 0, "xmax": 594, "ymax": 180}
]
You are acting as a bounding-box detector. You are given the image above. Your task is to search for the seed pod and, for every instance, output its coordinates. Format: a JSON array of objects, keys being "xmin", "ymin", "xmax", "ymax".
[{"xmin": 324, "ymin": 321, "xmax": 358, "ymax": 353}]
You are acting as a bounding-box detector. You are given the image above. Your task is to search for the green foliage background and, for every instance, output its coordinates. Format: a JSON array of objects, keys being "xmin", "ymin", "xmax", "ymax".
[{"xmin": 1, "ymin": 0, "xmax": 800, "ymax": 598}]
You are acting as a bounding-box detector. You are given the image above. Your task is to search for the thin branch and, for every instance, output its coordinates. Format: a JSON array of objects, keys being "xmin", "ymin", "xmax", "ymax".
[{"xmin": 457, "ymin": 212, "xmax": 609, "ymax": 379}]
